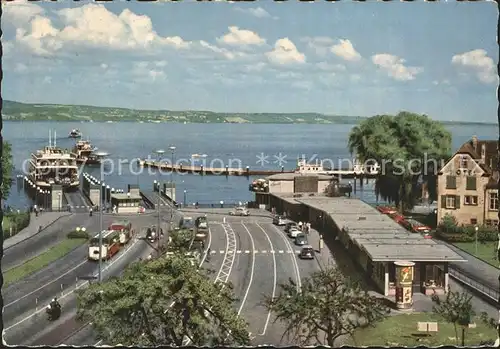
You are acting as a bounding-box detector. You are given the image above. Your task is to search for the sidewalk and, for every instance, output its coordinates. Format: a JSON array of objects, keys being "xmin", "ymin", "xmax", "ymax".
[{"xmin": 4, "ymin": 212, "xmax": 72, "ymax": 250}]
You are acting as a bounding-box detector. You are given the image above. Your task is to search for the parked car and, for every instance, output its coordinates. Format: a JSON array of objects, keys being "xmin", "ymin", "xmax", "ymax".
[
  {"xmin": 389, "ymin": 212, "xmax": 406, "ymax": 224},
  {"xmin": 402, "ymin": 218, "xmax": 432, "ymax": 235},
  {"xmin": 376, "ymin": 205, "xmax": 398, "ymax": 215},
  {"xmin": 284, "ymin": 222, "xmax": 298, "ymax": 233},
  {"xmin": 295, "ymin": 233, "xmax": 308, "ymax": 246},
  {"xmin": 299, "ymin": 245, "xmax": 315, "ymax": 259},
  {"xmin": 273, "ymin": 215, "xmax": 287, "ymax": 226},
  {"xmin": 229, "ymin": 207, "xmax": 250, "ymax": 216},
  {"xmin": 288, "ymin": 227, "xmax": 301, "ymax": 238},
  {"xmin": 195, "ymin": 216, "xmax": 208, "ymax": 229}
]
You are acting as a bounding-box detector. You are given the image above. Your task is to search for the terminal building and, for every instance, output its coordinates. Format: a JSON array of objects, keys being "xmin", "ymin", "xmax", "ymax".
[{"xmin": 268, "ymin": 192, "xmax": 467, "ymax": 297}]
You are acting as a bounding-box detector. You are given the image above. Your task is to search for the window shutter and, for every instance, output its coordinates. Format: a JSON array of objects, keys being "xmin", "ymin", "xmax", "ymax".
[
  {"xmin": 455, "ymin": 196, "xmax": 460, "ymax": 209},
  {"xmin": 466, "ymin": 176, "xmax": 477, "ymax": 190},
  {"xmin": 441, "ymin": 195, "xmax": 447, "ymax": 208}
]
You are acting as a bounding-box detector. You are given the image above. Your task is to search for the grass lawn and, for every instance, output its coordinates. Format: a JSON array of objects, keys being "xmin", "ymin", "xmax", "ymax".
[
  {"xmin": 453, "ymin": 241, "xmax": 499, "ymax": 269},
  {"xmin": 348, "ymin": 313, "xmax": 496, "ymax": 346},
  {"xmin": 3, "ymin": 238, "xmax": 87, "ymax": 286}
]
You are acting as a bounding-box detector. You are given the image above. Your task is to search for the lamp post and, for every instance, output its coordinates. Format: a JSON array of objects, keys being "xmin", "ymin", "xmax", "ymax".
[
  {"xmin": 169, "ymin": 146, "xmax": 176, "ymax": 232},
  {"xmin": 475, "ymin": 225, "xmax": 479, "ymax": 255},
  {"xmin": 94, "ymin": 151, "xmax": 110, "ymax": 283},
  {"xmin": 183, "ymin": 190, "xmax": 187, "ymax": 207},
  {"xmin": 154, "ymin": 149, "xmax": 166, "ymax": 257},
  {"xmin": 38, "ymin": 188, "xmax": 43, "ymax": 209},
  {"xmin": 106, "ymin": 185, "xmax": 110, "ymax": 212}
]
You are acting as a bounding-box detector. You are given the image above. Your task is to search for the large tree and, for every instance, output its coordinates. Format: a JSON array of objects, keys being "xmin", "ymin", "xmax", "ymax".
[
  {"xmin": 77, "ymin": 250, "xmax": 249, "ymax": 346},
  {"xmin": 263, "ymin": 265, "xmax": 389, "ymax": 346},
  {"xmin": 1, "ymin": 140, "xmax": 14, "ymax": 200},
  {"xmin": 348, "ymin": 112, "xmax": 451, "ymax": 211}
]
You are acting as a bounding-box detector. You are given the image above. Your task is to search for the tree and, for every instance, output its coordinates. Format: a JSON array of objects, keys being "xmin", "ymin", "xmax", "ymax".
[
  {"xmin": 1, "ymin": 140, "xmax": 14, "ymax": 200},
  {"xmin": 262, "ymin": 265, "xmax": 389, "ymax": 346},
  {"xmin": 479, "ymin": 311, "xmax": 500, "ymax": 346},
  {"xmin": 431, "ymin": 287, "xmax": 475, "ymax": 346},
  {"xmin": 348, "ymin": 112, "xmax": 451, "ymax": 212},
  {"xmin": 76, "ymin": 253, "xmax": 250, "ymax": 346}
]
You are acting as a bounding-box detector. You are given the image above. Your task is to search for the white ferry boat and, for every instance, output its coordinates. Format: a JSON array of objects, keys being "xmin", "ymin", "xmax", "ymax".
[{"xmin": 295, "ymin": 157, "xmax": 380, "ymax": 176}]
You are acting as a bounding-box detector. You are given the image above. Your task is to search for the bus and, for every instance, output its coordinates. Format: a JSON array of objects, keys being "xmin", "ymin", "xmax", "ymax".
[
  {"xmin": 88, "ymin": 230, "xmax": 121, "ymax": 261},
  {"xmin": 109, "ymin": 220, "xmax": 133, "ymax": 245}
]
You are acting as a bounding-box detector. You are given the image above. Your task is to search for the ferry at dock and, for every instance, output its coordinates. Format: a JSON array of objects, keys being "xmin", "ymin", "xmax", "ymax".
[{"xmin": 295, "ymin": 157, "xmax": 380, "ymax": 176}]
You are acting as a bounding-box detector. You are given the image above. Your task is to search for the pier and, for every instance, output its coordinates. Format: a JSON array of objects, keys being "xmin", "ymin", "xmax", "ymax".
[{"xmin": 137, "ymin": 159, "xmax": 293, "ymax": 176}]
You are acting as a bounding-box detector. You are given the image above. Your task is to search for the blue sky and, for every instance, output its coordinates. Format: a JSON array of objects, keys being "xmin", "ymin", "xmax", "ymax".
[{"xmin": 2, "ymin": 0, "xmax": 498, "ymax": 122}]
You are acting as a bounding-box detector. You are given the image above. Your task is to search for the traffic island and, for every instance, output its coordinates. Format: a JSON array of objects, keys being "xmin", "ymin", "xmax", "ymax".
[
  {"xmin": 3, "ymin": 235, "xmax": 88, "ymax": 286},
  {"xmin": 348, "ymin": 313, "xmax": 496, "ymax": 347}
]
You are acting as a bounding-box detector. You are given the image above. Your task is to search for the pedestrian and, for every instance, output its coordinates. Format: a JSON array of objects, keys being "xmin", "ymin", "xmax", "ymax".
[
  {"xmin": 298, "ymin": 221, "xmax": 303, "ymax": 230},
  {"xmin": 206, "ymin": 248, "xmax": 211, "ymax": 261},
  {"xmin": 89, "ymin": 207, "xmax": 93, "ymax": 217},
  {"xmin": 38, "ymin": 225, "xmax": 43, "ymax": 233},
  {"xmin": 35, "ymin": 208, "xmax": 39, "ymax": 217}
]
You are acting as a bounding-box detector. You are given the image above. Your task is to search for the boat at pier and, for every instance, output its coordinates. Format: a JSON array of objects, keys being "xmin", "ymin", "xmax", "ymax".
[
  {"xmin": 68, "ymin": 129, "xmax": 82, "ymax": 138},
  {"xmin": 29, "ymin": 131, "xmax": 80, "ymax": 189},
  {"xmin": 73, "ymin": 139, "xmax": 101, "ymax": 166},
  {"xmin": 295, "ymin": 157, "xmax": 380, "ymax": 176}
]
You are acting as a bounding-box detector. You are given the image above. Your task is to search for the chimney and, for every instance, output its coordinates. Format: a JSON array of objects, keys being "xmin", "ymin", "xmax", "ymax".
[{"xmin": 472, "ymin": 135, "xmax": 478, "ymax": 152}]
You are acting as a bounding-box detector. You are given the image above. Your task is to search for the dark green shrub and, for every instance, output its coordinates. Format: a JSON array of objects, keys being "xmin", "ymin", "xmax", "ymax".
[{"xmin": 67, "ymin": 230, "xmax": 90, "ymax": 239}]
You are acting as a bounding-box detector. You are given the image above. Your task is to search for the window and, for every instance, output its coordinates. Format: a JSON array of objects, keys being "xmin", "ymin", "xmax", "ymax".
[
  {"xmin": 446, "ymin": 196, "xmax": 456, "ymax": 209},
  {"xmin": 460, "ymin": 156, "xmax": 468, "ymax": 169},
  {"xmin": 446, "ymin": 176, "xmax": 457, "ymax": 189},
  {"xmin": 470, "ymin": 218, "xmax": 478, "ymax": 225},
  {"xmin": 486, "ymin": 220, "xmax": 492, "ymax": 226},
  {"xmin": 466, "ymin": 176, "xmax": 477, "ymax": 190},
  {"xmin": 464, "ymin": 195, "xmax": 478, "ymax": 206},
  {"xmin": 489, "ymin": 192, "xmax": 498, "ymax": 211}
]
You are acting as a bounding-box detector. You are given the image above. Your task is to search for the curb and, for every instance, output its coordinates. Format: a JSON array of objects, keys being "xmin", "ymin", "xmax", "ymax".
[{"xmin": 4, "ymin": 213, "xmax": 73, "ymax": 251}]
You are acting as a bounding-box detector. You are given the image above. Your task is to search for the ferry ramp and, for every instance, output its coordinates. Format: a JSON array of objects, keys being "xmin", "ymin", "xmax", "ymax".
[
  {"xmin": 140, "ymin": 190, "xmax": 169, "ymax": 210},
  {"xmin": 64, "ymin": 190, "xmax": 92, "ymax": 212}
]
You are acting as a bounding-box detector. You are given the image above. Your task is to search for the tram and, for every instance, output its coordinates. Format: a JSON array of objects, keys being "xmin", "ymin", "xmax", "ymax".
[
  {"xmin": 88, "ymin": 230, "xmax": 121, "ymax": 261},
  {"xmin": 109, "ymin": 220, "xmax": 133, "ymax": 245}
]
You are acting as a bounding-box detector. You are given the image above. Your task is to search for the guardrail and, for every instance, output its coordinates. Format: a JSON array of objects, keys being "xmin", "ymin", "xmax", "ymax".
[{"xmin": 448, "ymin": 267, "xmax": 499, "ymax": 303}]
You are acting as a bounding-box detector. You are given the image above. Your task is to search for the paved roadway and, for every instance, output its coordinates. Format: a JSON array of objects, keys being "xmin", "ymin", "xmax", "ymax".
[{"xmin": 3, "ymin": 212, "xmax": 169, "ymax": 346}]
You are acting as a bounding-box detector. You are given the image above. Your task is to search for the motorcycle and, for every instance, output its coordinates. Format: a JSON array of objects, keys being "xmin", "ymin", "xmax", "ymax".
[{"xmin": 46, "ymin": 303, "xmax": 61, "ymax": 321}]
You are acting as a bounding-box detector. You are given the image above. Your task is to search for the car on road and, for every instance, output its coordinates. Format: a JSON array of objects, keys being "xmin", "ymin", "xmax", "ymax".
[
  {"xmin": 179, "ymin": 216, "xmax": 196, "ymax": 231},
  {"xmin": 195, "ymin": 216, "xmax": 208, "ymax": 229},
  {"xmin": 288, "ymin": 227, "xmax": 301, "ymax": 238},
  {"xmin": 295, "ymin": 233, "xmax": 308, "ymax": 246},
  {"xmin": 299, "ymin": 245, "xmax": 315, "ymax": 259},
  {"xmin": 284, "ymin": 222, "xmax": 298, "ymax": 233},
  {"xmin": 229, "ymin": 207, "xmax": 250, "ymax": 216},
  {"xmin": 273, "ymin": 215, "xmax": 287, "ymax": 226}
]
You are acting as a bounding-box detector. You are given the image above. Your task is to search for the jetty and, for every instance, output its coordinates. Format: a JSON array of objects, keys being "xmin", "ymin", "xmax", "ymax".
[{"xmin": 137, "ymin": 159, "xmax": 293, "ymax": 176}]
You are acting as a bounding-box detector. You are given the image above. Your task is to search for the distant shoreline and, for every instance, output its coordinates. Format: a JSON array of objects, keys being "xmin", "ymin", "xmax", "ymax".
[{"xmin": 1, "ymin": 99, "xmax": 495, "ymax": 126}]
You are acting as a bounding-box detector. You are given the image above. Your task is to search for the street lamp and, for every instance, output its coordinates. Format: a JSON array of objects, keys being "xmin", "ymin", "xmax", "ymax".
[
  {"xmin": 106, "ymin": 185, "xmax": 110, "ymax": 212},
  {"xmin": 475, "ymin": 225, "xmax": 479, "ymax": 255},
  {"xmin": 154, "ymin": 149, "xmax": 166, "ymax": 257},
  {"xmin": 169, "ymin": 146, "xmax": 176, "ymax": 232},
  {"xmin": 94, "ymin": 151, "xmax": 110, "ymax": 283},
  {"xmin": 184, "ymin": 190, "xmax": 187, "ymax": 207}
]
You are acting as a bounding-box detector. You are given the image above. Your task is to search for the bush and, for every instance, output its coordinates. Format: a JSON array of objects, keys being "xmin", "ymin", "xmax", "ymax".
[
  {"xmin": 3, "ymin": 211, "xmax": 31, "ymax": 237},
  {"xmin": 67, "ymin": 230, "xmax": 90, "ymax": 239},
  {"xmin": 436, "ymin": 214, "xmax": 498, "ymax": 242}
]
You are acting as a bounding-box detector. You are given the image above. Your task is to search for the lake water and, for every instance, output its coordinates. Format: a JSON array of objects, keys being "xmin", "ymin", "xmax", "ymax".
[{"xmin": 4, "ymin": 121, "xmax": 497, "ymax": 209}]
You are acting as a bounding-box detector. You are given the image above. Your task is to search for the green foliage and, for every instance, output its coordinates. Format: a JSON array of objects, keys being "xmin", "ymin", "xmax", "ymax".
[
  {"xmin": 76, "ymin": 253, "xmax": 249, "ymax": 346},
  {"xmin": 348, "ymin": 112, "xmax": 451, "ymax": 211},
  {"xmin": 167, "ymin": 229, "xmax": 194, "ymax": 252},
  {"xmin": 1, "ymin": 140, "xmax": 14, "ymax": 200},
  {"xmin": 436, "ymin": 214, "xmax": 498, "ymax": 242},
  {"xmin": 431, "ymin": 287, "xmax": 475, "ymax": 346},
  {"xmin": 3, "ymin": 211, "xmax": 30, "ymax": 237},
  {"xmin": 67, "ymin": 230, "xmax": 90, "ymax": 239},
  {"xmin": 262, "ymin": 264, "xmax": 389, "ymax": 346}
]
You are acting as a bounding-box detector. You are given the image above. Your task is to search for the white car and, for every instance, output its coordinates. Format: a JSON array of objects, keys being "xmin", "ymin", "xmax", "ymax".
[
  {"xmin": 229, "ymin": 207, "xmax": 250, "ymax": 216},
  {"xmin": 288, "ymin": 228, "xmax": 301, "ymax": 238},
  {"xmin": 273, "ymin": 215, "xmax": 287, "ymax": 226}
]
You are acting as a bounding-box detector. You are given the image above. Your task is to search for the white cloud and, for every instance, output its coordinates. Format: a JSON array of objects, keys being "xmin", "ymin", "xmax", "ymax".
[
  {"xmin": 13, "ymin": 4, "xmax": 191, "ymax": 56},
  {"xmin": 371, "ymin": 53, "xmax": 423, "ymax": 81},
  {"xmin": 451, "ymin": 49, "xmax": 497, "ymax": 84},
  {"xmin": 234, "ymin": 7, "xmax": 277, "ymax": 19},
  {"xmin": 199, "ymin": 40, "xmax": 246, "ymax": 60},
  {"xmin": 2, "ymin": 1, "xmax": 45, "ymax": 26},
  {"xmin": 316, "ymin": 62, "xmax": 346, "ymax": 72},
  {"xmin": 244, "ymin": 62, "xmax": 267, "ymax": 72},
  {"xmin": 266, "ymin": 38, "xmax": 306, "ymax": 65},
  {"xmin": 330, "ymin": 39, "xmax": 361, "ymax": 62},
  {"xmin": 301, "ymin": 36, "xmax": 334, "ymax": 57},
  {"xmin": 217, "ymin": 26, "xmax": 266, "ymax": 46}
]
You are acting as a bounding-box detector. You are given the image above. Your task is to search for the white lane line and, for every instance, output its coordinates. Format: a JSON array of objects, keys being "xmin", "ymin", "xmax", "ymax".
[
  {"xmin": 255, "ymin": 223, "xmax": 277, "ymax": 337},
  {"xmin": 278, "ymin": 250, "xmax": 284, "ymax": 254},
  {"xmin": 198, "ymin": 227, "xmax": 212, "ymax": 267},
  {"xmin": 270, "ymin": 224, "xmax": 302, "ymax": 291},
  {"xmin": 5, "ymin": 258, "xmax": 88, "ymax": 308},
  {"xmin": 261, "ymin": 250, "xmax": 267, "ymax": 254},
  {"xmin": 244, "ymin": 250, "xmax": 250, "ymax": 254},
  {"xmin": 5, "ymin": 239, "xmax": 141, "ymax": 332},
  {"xmin": 238, "ymin": 223, "xmax": 256, "ymax": 315}
]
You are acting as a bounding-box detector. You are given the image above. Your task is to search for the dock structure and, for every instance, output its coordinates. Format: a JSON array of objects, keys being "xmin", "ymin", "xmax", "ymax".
[
  {"xmin": 137, "ymin": 159, "xmax": 293, "ymax": 176},
  {"xmin": 266, "ymin": 192, "xmax": 466, "ymax": 306}
]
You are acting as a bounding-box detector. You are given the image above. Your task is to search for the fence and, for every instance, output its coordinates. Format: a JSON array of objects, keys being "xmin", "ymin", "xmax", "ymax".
[{"xmin": 448, "ymin": 267, "xmax": 499, "ymax": 304}]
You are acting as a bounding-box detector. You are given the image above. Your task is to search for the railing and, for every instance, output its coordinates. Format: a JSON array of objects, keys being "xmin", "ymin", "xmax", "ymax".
[{"xmin": 448, "ymin": 267, "xmax": 499, "ymax": 303}]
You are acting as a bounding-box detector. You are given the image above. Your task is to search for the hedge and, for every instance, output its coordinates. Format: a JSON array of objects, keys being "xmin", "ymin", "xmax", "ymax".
[
  {"xmin": 3, "ymin": 211, "xmax": 31, "ymax": 238},
  {"xmin": 67, "ymin": 230, "xmax": 90, "ymax": 240},
  {"xmin": 435, "ymin": 227, "xmax": 498, "ymax": 243}
]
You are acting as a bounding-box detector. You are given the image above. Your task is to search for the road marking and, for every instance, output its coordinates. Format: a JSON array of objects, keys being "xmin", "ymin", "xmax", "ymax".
[
  {"xmin": 255, "ymin": 223, "xmax": 277, "ymax": 337},
  {"xmin": 238, "ymin": 223, "xmax": 256, "ymax": 316},
  {"xmin": 236, "ymin": 250, "xmax": 242, "ymax": 254},
  {"xmin": 5, "ymin": 238, "xmax": 141, "ymax": 332},
  {"xmin": 219, "ymin": 250, "xmax": 225, "ymax": 254},
  {"xmin": 270, "ymin": 224, "xmax": 302, "ymax": 291},
  {"xmin": 244, "ymin": 250, "xmax": 250, "ymax": 254},
  {"xmin": 261, "ymin": 250, "xmax": 267, "ymax": 253},
  {"xmin": 270, "ymin": 250, "xmax": 275, "ymax": 254},
  {"xmin": 210, "ymin": 250, "xmax": 216, "ymax": 254},
  {"xmin": 278, "ymin": 250, "xmax": 284, "ymax": 254}
]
